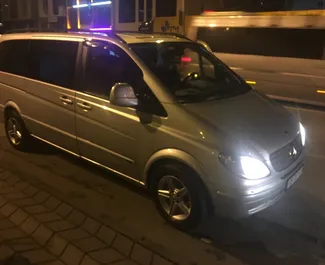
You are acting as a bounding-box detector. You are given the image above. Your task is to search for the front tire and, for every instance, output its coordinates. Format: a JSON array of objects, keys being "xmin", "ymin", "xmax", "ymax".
[
  {"xmin": 151, "ymin": 163, "xmax": 208, "ymax": 231},
  {"xmin": 5, "ymin": 110, "xmax": 30, "ymax": 151}
]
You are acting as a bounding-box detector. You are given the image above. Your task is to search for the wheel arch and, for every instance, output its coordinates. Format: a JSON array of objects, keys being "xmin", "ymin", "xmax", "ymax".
[
  {"xmin": 4, "ymin": 101, "xmax": 22, "ymax": 118},
  {"xmin": 145, "ymin": 148, "xmax": 206, "ymax": 179},
  {"xmin": 144, "ymin": 148, "xmax": 214, "ymax": 215}
]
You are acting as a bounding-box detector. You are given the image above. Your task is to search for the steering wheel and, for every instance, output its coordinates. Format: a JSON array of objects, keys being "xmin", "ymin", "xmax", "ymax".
[{"xmin": 181, "ymin": 72, "xmax": 200, "ymax": 85}]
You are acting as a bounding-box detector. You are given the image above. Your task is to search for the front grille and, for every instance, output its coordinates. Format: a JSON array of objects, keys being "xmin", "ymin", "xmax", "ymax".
[{"xmin": 270, "ymin": 135, "xmax": 303, "ymax": 172}]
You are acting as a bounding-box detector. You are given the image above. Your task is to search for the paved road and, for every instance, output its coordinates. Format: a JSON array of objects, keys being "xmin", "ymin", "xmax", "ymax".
[
  {"xmin": 216, "ymin": 53, "xmax": 325, "ymax": 105},
  {"xmin": 0, "ymin": 104, "xmax": 324, "ymax": 265}
]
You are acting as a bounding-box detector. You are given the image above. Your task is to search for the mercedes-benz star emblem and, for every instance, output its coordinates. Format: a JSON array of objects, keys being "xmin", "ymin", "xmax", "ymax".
[{"xmin": 289, "ymin": 145, "xmax": 298, "ymax": 158}]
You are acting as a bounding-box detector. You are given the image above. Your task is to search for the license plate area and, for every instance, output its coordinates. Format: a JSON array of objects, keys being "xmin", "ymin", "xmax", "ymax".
[{"xmin": 286, "ymin": 167, "xmax": 303, "ymax": 190}]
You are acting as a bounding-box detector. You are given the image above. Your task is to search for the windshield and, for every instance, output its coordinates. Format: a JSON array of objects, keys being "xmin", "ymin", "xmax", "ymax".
[{"xmin": 129, "ymin": 42, "xmax": 251, "ymax": 103}]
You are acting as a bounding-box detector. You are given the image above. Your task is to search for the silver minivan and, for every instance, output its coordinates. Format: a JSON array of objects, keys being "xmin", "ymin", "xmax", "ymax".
[{"xmin": 0, "ymin": 31, "xmax": 305, "ymax": 230}]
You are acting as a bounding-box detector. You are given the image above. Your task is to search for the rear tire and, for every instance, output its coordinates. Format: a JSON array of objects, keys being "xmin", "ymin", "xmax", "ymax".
[
  {"xmin": 4, "ymin": 110, "xmax": 31, "ymax": 151},
  {"xmin": 151, "ymin": 163, "xmax": 208, "ymax": 231}
]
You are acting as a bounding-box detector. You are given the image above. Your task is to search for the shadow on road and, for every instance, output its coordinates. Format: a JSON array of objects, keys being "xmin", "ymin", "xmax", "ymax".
[
  {"xmin": 191, "ymin": 189, "xmax": 325, "ymax": 265},
  {"xmin": 24, "ymin": 138, "xmax": 150, "ymax": 197},
  {"xmin": 27, "ymin": 138, "xmax": 57, "ymax": 155}
]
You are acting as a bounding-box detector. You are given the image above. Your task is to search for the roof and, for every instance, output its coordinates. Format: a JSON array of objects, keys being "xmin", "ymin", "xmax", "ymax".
[{"xmin": 0, "ymin": 31, "xmax": 191, "ymax": 45}]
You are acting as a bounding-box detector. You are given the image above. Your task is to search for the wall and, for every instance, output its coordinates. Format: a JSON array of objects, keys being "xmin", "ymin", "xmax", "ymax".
[
  {"xmin": 198, "ymin": 27, "xmax": 324, "ymax": 60},
  {"xmin": 113, "ymin": 0, "xmax": 185, "ymax": 32},
  {"xmin": 184, "ymin": 0, "xmax": 324, "ymax": 14},
  {"xmin": 293, "ymin": 0, "xmax": 324, "ymax": 10},
  {"xmin": 1, "ymin": 0, "xmax": 32, "ymax": 21},
  {"xmin": 185, "ymin": 0, "xmax": 225, "ymax": 16},
  {"xmin": 38, "ymin": 0, "xmax": 66, "ymax": 18},
  {"xmin": 0, "ymin": 0, "xmax": 66, "ymax": 30}
]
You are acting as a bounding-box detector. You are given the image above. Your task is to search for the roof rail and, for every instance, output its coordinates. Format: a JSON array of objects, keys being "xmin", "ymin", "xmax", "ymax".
[
  {"xmin": 75, "ymin": 30, "xmax": 192, "ymax": 43},
  {"xmin": 114, "ymin": 30, "xmax": 192, "ymax": 41},
  {"xmin": 154, "ymin": 32, "xmax": 192, "ymax": 41},
  {"xmin": 68, "ymin": 29, "xmax": 127, "ymax": 44},
  {"xmin": 167, "ymin": 32, "xmax": 192, "ymax": 41}
]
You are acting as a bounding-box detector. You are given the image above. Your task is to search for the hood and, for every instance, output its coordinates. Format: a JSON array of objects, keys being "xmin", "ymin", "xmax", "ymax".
[{"xmin": 184, "ymin": 90, "xmax": 299, "ymax": 158}]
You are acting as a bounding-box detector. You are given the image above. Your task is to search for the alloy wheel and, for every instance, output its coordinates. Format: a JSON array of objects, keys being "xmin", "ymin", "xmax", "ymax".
[
  {"xmin": 6, "ymin": 117, "xmax": 23, "ymax": 146},
  {"xmin": 157, "ymin": 175, "xmax": 192, "ymax": 221}
]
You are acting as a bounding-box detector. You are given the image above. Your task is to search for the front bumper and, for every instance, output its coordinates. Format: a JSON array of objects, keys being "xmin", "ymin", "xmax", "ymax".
[{"xmin": 211, "ymin": 156, "xmax": 304, "ymax": 218}]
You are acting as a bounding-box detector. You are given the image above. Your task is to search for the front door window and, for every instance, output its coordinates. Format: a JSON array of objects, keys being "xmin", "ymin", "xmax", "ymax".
[{"xmin": 82, "ymin": 42, "xmax": 141, "ymax": 100}]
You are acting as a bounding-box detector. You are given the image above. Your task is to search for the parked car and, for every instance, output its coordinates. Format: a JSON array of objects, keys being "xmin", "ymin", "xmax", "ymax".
[{"xmin": 0, "ymin": 31, "xmax": 305, "ymax": 230}]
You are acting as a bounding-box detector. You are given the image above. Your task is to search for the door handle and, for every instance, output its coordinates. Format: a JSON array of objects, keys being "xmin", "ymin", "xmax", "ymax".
[
  {"xmin": 77, "ymin": 102, "xmax": 92, "ymax": 111},
  {"xmin": 60, "ymin": 96, "xmax": 73, "ymax": 105}
]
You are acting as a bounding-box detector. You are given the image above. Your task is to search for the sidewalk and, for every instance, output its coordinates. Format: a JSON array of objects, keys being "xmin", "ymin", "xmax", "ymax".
[
  {"xmin": 0, "ymin": 169, "xmax": 172, "ymax": 265},
  {"xmin": 0, "ymin": 136, "xmax": 245, "ymax": 265}
]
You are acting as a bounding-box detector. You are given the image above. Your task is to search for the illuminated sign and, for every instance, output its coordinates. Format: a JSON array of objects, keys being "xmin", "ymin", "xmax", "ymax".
[{"xmin": 73, "ymin": 1, "xmax": 112, "ymax": 9}]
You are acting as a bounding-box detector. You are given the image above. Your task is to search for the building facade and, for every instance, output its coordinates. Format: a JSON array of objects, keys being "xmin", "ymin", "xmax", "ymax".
[
  {"xmin": 1, "ymin": 0, "xmax": 66, "ymax": 31},
  {"xmin": 67, "ymin": 0, "xmax": 185, "ymax": 32},
  {"xmin": 193, "ymin": 0, "xmax": 325, "ymax": 12},
  {"xmin": 1, "ymin": 0, "xmax": 323, "ymax": 33},
  {"xmin": 292, "ymin": 0, "xmax": 324, "ymax": 10}
]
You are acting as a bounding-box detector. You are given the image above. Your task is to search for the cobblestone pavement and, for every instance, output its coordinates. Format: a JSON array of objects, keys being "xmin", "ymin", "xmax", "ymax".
[{"xmin": 0, "ymin": 169, "xmax": 173, "ymax": 265}]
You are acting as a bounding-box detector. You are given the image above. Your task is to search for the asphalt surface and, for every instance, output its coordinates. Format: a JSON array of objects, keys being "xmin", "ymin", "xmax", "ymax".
[
  {"xmin": 0, "ymin": 104, "xmax": 324, "ymax": 265},
  {"xmin": 216, "ymin": 53, "xmax": 325, "ymax": 105}
]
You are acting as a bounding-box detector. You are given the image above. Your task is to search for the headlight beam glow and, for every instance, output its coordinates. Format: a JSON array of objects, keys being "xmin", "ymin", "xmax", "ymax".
[
  {"xmin": 219, "ymin": 153, "xmax": 270, "ymax": 180},
  {"xmin": 240, "ymin": 156, "xmax": 270, "ymax": 180}
]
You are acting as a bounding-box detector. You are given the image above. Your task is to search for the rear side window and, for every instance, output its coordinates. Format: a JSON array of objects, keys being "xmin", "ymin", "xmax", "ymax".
[
  {"xmin": 30, "ymin": 40, "xmax": 79, "ymax": 89},
  {"xmin": 0, "ymin": 40, "xmax": 31, "ymax": 77}
]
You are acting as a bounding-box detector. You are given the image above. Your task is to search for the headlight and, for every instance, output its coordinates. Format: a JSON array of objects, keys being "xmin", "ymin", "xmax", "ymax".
[
  {"xmin": 240, "ymin": 156, "xmax": 270, "ymax": 179},
  {"xmin": 299, "ymin": 122, "xmax": 306, "ymax": 146},
  {"xmin": 219, "ymin": 154, "xmax": 270, "ymax": 180}
]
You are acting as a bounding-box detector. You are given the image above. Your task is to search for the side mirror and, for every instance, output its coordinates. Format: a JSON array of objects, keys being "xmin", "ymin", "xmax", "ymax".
[
  {"xmin": 197, "ymin": 40, "xmax": 213, "ymax": 53},
  {"xmin": 110, "ymin": 83, "xmax": 139, "ymax": 108}
]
